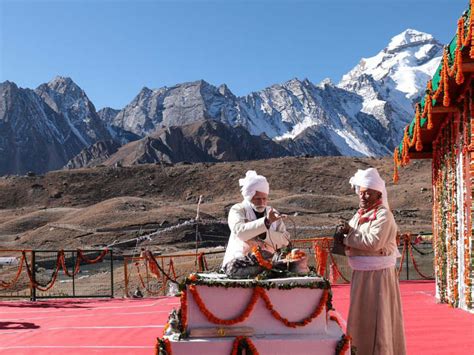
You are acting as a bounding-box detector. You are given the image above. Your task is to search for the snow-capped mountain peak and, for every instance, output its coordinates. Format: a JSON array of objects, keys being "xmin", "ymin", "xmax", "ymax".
[
  {"xmin": 0, "ymin": 29, "xmax": 445, "ymax": 175},
  {"xmin": 386, "ymin": 29, "xmax": 438, "ymax": 52},
  {"xmin": 338, "ymin": 28, "xmax": 443, "ymax": 143}
]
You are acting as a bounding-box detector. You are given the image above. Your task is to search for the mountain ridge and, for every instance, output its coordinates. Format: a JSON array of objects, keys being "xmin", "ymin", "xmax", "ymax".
[{"xmin": 0, "ymin": 29, "xmax": 443, "ymax": 174}]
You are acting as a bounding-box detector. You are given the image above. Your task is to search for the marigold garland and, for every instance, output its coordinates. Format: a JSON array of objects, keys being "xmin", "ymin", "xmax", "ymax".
[
  {"xmin": 11, "ymin": 248, "xmax": 110, "ymax": 292},
  {"xmin": 231, "ymin": 336, "xmax": 259, "ymax": 355},
  {"xmin": 23, "ymin": 251, "xmax": 62, "ymax": 292},
  {"xmin": 188, "ymin": 284, "xmax": 259, "ymax": 325},
  {"xmin": 415, "ymin": 104, "xmax": 424, "ymax": 151},
  {"xmin": 314, "ymin": 244, "xmax": 329, "ymax": 276},
  {"xmin": 197, "ymin": 253, "xmax": 208, "ymax": 272},
  {"xmin": 393, "ymin": 3, "xmax": 474, "ymax": 182},
  {"xmin": 188, "ymin": 283, "xmax": 329, "ymax": 328},
  {"xmin": 135, "ymin": 264, "xmax": 163, "ymax": 295},
  {"xmin": 470, "ymin": 0, "xmax": 474, "ymax": 58},
  {"xmin": 258, "ymin": 287, "xmax": 329, "ymax": 328},
  {"xmin": 425, "ymin": 92, "xmax": 433, "ymax": 130},
  {"xmin": 0, "ymin": 253, "xmax": 25, "ymax": 289},
  {"xmin": 155, "ymin": 337, "xmax": 172, "ymax": 355},
  {"xmin": 335, "ymin": 334, "xmax": 352, "ymax": 355},
  {"xmin": 251, "ymin": 247, "xmax": 273, "ymax": 270},
  {"xmin": 329, "ymin": 314, "xmax": 343, "ymax": 329},
  {"xmin": 442, "ymin": 48, "xmax": 451, "ymax": 107},
  {"xmin": 397, "ymin": 237, "xmax": 407, "ymax": 277},
  {"xmin": 77, "ymin": 248, "xmax": 109, "ymax": 264},
  {"xmin": 180, "ymin": 289, "xmax": 188, "ymax": 331},
  {"xmin": 407, "ymin": 242, "xmax": 435, "ymax": 280},
  {"xmin": 429, "ymin": 105, "xmax": 472, "ymax": 308},
  {"xmin": 328, "ymin": 252, "xmax": 350, "ymax": 283},
  {"xmin": 393, "ymin": 147, "xmax": 400, "ymax": 183},
  {"xmin": 59, "ymin": 251, "xmax": 81, "ymax": 277}
]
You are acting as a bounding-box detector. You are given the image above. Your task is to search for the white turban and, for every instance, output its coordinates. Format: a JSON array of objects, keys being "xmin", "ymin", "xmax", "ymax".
[
  {"xmin": 349, "ymin": 168, "xmax": 389, "ymax": 209},
  {"xmin": 239, "ymin": 170, "xmax": 269, "ymax": 201}
]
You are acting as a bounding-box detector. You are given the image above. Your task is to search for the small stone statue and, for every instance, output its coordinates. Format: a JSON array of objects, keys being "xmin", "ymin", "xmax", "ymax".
[
  {"xmin": 132, "ymin": 286, "xmax": 144, "ymax": 298},
  {"xmin": 164, "ymin": 309, "xmax": 180, "ymax": 336}
]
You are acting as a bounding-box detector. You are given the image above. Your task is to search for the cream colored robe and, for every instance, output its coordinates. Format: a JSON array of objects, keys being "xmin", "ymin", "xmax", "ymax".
[
  {"xmin": 343, "ymin": 206, "xmax": 406, "ymax": 355},
  {"xmin": 222, "ymin": 201, "xmax": 289, "ymax": 268}
]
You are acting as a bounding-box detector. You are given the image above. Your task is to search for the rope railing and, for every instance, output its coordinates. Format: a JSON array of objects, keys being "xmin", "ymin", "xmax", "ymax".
[
  {"xmin": 397, "ymin": 233, "xmax": 435, "ymax": 280},
  {"xmin": 1, "ymin": 232, "xmax": 434, "ymax": 299},
  {"xmin": 124, "ymin": 250, "xmax": 225, "ymax": 296},
  {"xmin": 292, "ymin": 234, "xmax": 434, "ymax": 282},
  {"xmin": 0, "ymin": 249, "xmax": 111, "ymax": 294},
  {"xmin": 0, "ymin": 253, "xmax": 25, "ymax": 289}
]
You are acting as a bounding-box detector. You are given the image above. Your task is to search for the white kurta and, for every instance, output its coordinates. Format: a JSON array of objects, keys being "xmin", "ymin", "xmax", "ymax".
[
  {"xmin": 222, "ymin": 201, "xmax": 290, "ymax": 268},
  {"xmin": 343, "ymin": 205, "xmax": 406, "ymax": 355}
]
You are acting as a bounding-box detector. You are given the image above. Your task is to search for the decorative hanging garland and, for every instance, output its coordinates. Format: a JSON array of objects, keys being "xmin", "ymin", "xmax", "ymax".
[
  {"xmin": 393, "ymin": 3, "xmax": 474, "ymax": 176},
  {"xmin": 180, "ymin": 288, "xmax": 188, "ymax": 331},
  {"xmin": 328, "ymin": 252, "xmax": 350, "ymax": 283},
  {"xmin": 231, "ymin": 336, "xmax": 259, "ymax": 355},
  {"xmin": 397, "ymin": 238, "xmax": 407, "ymax": 277},
  {"xmin": 407, "ymin": 242, "xmax": 435, "ymax": 280},
  {"xmin": 335, "ymin": 334, "xmax": 352, "ymax": 355},
  {"xmin": 0, "ymin": 253, "xmax": 25, "ymax": 289},
  {"xmin": 188, "ymin": 285, "xmax": 260, "ymax": 325},
  {"xmin": 259, "ymin": 287, "xmax": 329, "ymax": 328},
  {"xmin": 77, "ymin": 248, "xmax": 109, "ymax": 263},
  {"xmin": 197, "ymin": 253, "xmax": 208, "ymax": 272},
  {"xmin": 392, "ymin": 1, "xmax": 473, "ymax": 309},
  {"xmin": 184, "ymin": 273, "xmax": 331, "ymax": 291},
  {"xmin": 251, "ymin": 247, "xmax": 273, "ymax": 270},
  {"xmin": 155, "ymin": 337, "xmax": 172, "ymax": 355},
  {"xmin": 59, "ymin": 251, "xmax": 81, "ymax": 277},
  {"xmin": 22, "ymin": 251, "xmax": 62, "ymax": 292},
  {"xmin": 314, "ymin": 243, "xmax": 329, "ymax": 276},
  {"xmin": 188, "ymin": 283, "xmax": 329, "ymax": 329},
  {"xmin": 157, "ymin": 333, "xmax": 351, "ymax": 355}
]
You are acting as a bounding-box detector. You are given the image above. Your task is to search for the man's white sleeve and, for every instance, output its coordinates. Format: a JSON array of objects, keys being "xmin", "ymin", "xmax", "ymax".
[{"xmin": 228, "ymin": 205, "xmax": 267, "ymax": 241}]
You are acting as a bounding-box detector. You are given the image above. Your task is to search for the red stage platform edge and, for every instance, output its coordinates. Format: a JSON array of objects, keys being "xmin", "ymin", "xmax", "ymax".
[{"xmin": 0, "ymin": 281, "xmax": 472, "ymax": 354}]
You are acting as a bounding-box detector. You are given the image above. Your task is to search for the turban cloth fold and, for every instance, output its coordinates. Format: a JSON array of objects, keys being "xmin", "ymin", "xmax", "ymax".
[
  {"xmin": 239, "ymin": 170, "xmax": 269, "ymax": 201},
  {"xmin": 349, "ymin": 168, "xmax": 389, "ymax": 209}
]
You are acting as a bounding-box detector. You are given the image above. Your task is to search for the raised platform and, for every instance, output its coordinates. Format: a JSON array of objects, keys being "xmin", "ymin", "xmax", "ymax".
[
  {"xmin": 162, "ymin": 273, "xmax": 350, "ymax": 354},
  {"xmin": 186, "ymin": 274, "xmax": 331, "ymax": 335},
  {"xmin": 166, "ymin": 321, "xmax": 346, "ymax": 355}
]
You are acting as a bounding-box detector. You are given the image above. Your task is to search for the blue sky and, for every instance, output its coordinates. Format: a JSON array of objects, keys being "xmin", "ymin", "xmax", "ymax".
[{"xmin": 0, "ymin": 0, "xmax": 468, "ymax": 109}]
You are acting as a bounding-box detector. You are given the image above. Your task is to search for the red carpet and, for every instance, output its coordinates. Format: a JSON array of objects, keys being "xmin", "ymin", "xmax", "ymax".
[
  {"xmin": 332, "ymin": 281, "xmax": 474, "ymax": 355},
  {"xmin": 0, "ymin": 281, "xmax": 472, "ymax": 354}
]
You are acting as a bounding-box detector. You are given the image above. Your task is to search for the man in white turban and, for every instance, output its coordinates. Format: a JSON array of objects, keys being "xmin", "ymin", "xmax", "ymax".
[
  {"xmin": 339, "ymin": 168, "xmax": 406, "ymax": 355},
  {"xmin": 222, "ymin": 170, "xmax": 290, "ymax": 277}
]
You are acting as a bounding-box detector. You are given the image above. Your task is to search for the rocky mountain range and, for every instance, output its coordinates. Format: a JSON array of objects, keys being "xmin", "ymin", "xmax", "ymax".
[{"xmin": 0, "ymin": 29, "xmax": 443, "ymax": 175}]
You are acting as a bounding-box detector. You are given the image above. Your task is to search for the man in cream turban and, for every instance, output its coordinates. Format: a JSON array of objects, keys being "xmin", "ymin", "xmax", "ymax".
[
  {"xmin": 339, "ymin": 168, "xmax": 406, "ymax": 355},
  {"xmin": 222, "ymin": 170, "xmax": 290, "ymax": 277}
]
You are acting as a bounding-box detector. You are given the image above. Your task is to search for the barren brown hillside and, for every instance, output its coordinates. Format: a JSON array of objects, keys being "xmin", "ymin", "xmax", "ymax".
[{"xmin": 0, "ymin": 156, "xmax": 432, "ymax": 252}]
